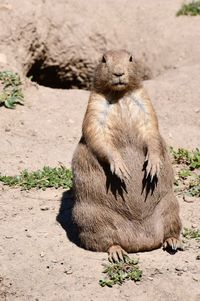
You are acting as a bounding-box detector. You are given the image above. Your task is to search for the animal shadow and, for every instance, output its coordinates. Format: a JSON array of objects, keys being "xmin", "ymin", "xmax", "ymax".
[
  {"xmin": 56, "ymin": 188, "xmax": 80, "ymax": 247},
  {"xmin": 142, "ymin": 160, "xmax": 158, "ymax": 201},
  {"xmin": 103, "ymin": 163, "xmax": 128, "ymax": 201}
]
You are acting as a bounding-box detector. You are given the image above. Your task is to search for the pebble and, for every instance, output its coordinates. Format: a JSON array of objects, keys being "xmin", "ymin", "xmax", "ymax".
[
  {"xmin": 68, "ymin": 119, "xmax": 74, "ymax": 124},
  {"xmin": 192, "ymin": 276, "xmax": 199, "ymax": 282},
  {"xmin": 64, "ymin": 268, "xmax": 73, "ymax": 275},
  {"xmin": 196, "ymin": 255, "xmax": 200, "ymax": 260},
  {"xmin": 183, "ymin": 195, "xmax": 194, "ymax": 203},
  {"xmin": 40, "ymin": 206, "xmax": 49, "ymax": 211},
  {"xmin": 40, "ymin": 251, "xmax": 45, "ymax": 258},
  {"xmin": 175, "ymin": 266, "xmax": 187, "ymax": 272},
  {"xmin": 191, "ymin": 224, "xmax": 198, "ymax": 229}
]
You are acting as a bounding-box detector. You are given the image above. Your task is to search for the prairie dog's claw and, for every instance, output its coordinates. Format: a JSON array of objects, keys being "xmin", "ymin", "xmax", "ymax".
[
  {"xmin": 108, "ymin": 245, "xmax": 129, "ymax": 263},
  {"xmin": 145, "ymin": 154, "xmax": 162, "ymax": 180},
  {"xmin": 110, "ymin": 157, "xmax": 131, "ymax": 181}
]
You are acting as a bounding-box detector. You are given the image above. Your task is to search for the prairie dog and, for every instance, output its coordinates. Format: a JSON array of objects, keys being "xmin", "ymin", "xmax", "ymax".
[{"xmin": 72, "ymin": 50, "xmax": 182, "ymax": 261}]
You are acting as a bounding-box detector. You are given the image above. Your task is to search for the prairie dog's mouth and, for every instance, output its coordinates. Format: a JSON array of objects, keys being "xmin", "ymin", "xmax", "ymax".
[
  {"xmin": 111, "ymin": 81, "xmax": 128, "ymax": 91},
  {"xmin": 112, "ymin": 80, "xmax": 128, "ymax": 87},
  {"xmin": 113, "ymin": 82, "xmax": 126, "ymax": 86}
]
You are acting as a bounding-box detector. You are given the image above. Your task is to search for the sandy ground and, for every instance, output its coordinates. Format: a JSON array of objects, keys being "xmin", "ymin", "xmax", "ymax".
[{"xmin": 0, "ymin": 0, "xmax": 200, "ymax": 300}]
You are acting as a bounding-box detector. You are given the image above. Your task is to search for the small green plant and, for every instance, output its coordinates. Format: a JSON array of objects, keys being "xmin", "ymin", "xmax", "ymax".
[
  {"xmin": 0, "ymin": 71, "xmax": 24, "ymax": 109},
  {"xmin": 182, "ymin": 227, "xmax": 200, "ymax": 240},
  {"xmin": 171, "ymin": 148, "xmax": 200, "ymax": 197},
  {"xmin": 0, "ymin": 166, "xmax": 72, "ymax": 190},
  {"xmin": 177, "ymin": 1, "xmax": 200, "ymax": 16},
  {"xmin": 170, "ymin": 147, "xmax": 200, "ymax": 169},
  {"xmin": 188, "ymin": 176, "xmax": 200, "ymax": 197},
  {"xmin": 99, "ymin": 257, "xmax": 142, "ymax": 287},
  {"xmin": 178, "ymin": 168, "xmax": 192, "ymax": 179}
]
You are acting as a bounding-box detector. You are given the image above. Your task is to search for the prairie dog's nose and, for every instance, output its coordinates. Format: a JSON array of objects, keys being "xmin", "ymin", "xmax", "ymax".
[{"xmin": 113, "ymin": 71, "xmax": 125, "ymax": 77}]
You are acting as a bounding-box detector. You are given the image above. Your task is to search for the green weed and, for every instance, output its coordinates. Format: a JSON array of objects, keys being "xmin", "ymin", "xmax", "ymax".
[
  {"xmin": 178, "ymin": 168, "xmax": 192, "ymax": 179},
  {"xmin": 177, "ymin": 1, "xmax": 200, "ymax": 16},
  {"xmin": 0, "ymin": 71, "xmax": 24, "ymax": 109},
  {"xmin": 188, "ymin": 176, "xmax": 200, "ymax": 197},
  {"xmin": 0, "ymin": 166, "xmax": 72, "ymax": 190},
  {"xmin": 170, "ymin": 147, "xmax": 200, "ymax": 169},
  {"xmin": 182, "ymin": 227, "xmax": 200, "ymax": 240},
  {"xmin": 99, "ymin": 257, "xmax": 142, "ymax": 287}
]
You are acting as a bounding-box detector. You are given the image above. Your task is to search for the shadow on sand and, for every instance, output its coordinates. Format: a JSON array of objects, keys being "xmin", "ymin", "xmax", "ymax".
[{"xmin": 56, "ymin": 188, "xmax": 80, "ymax": 247}]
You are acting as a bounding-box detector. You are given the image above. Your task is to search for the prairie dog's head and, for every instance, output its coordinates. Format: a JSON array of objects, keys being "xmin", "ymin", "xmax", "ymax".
[{"xmin": 93, "ymin": 50, "xmax": 141, "ymax": 94}]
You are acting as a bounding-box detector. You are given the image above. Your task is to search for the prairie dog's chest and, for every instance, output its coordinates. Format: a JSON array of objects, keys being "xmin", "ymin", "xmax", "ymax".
[
  {"xmin": 118, "ymin": 95, "xmax": 146, "ymax": 120},
  {"xmin": 97, "ymin": 94, "xmax": 146, "ymax": 127}
]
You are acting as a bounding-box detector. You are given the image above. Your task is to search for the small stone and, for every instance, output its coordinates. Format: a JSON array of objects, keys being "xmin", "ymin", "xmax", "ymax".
[
  {"xmin": 26, "ymin": 234, "xmax": 32, "ymax": 238},
  {"xmin": 40, "ymin": 206, "xmax": 49, "ymax": 211},
  {"xmin": 64, "ymin": 268, "xmax": 73, "ymax": 275},
  {"xmin": 175, "ymin": 266, "xmax": 187, "ymax": 273},
  {"xmin": 5, "ymin": 235, "xmax": 13, "ymax": 239},
  {"xmin": 183, "ymin": 195, "xmax": 194, "ymax": 203},
  {"xmin": 177, "ymin": 271, "xmax": 183, "ymax": 276},
  {"xmin": 147, "ymin": 277, "xmax": 154, "ymax": 281},
  {"xmin": 40, "ymin": 251, "xmax": 45, "ymax": 258},
  {"xmin": 0, "ymin": 4, "xmax": 12, "ymax": 10},
  {"xmin": 68, "ymin": 119, "xmax": 74, "ymax": 124},
  {"xmin": 191, "ymin": 224, "xmax": 197, "ymax": 229},
  {"xmin": 196, "ymin": 255, "xmax": 200, "ymax": 260},
  {"xmin": 192, "ymin": 277, "xmax": 199, "ymax": 282},
  {"xmin": 194, "ymin": 108, "xmax": 200, "ymax": 113}
]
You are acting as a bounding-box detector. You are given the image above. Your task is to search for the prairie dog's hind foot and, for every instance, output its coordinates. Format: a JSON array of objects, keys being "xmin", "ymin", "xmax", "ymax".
[
  {"xmin": 163, "ymin": 237, "xmax": 183, "ymax": 253},
  {"xmin": 108, "ymin": 245, "xmax": 129, "ymax": 263}
]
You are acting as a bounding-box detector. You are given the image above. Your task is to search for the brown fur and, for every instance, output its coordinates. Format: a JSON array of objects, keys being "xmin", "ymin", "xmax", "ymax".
[{"xmin": 72, "ymin": 50, "xmax": 182, "ymax": 254}]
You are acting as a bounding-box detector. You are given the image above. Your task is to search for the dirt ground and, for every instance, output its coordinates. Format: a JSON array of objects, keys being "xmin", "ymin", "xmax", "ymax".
[{"xmin": 0, "ymin": 0, "xmax": 200, "ymax": 300}]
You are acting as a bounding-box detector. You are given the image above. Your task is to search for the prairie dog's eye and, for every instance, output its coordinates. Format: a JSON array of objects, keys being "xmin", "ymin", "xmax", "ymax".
[
  {"xmin": 102, "ymin": 56, "xmax": 106, "ymax": 63},
  {"xmin": 129, "ymin": 56, "xmax": 133, "ymax": 62}
]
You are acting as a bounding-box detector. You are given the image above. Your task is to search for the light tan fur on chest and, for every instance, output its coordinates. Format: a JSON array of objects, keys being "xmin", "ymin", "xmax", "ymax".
[{"xmin": 96, "ymin": 92, "xmax": 148, "ymax": 136}]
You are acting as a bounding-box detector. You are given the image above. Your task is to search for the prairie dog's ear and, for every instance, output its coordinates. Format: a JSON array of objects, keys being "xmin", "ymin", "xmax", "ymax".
[
  {"xmin": 97, "ymin": 48, "xmax": 107, "ymax": 63},
  {"xmin": 101, "ymin": 55, "xmax": 106, "ymax": 63},
  {"xmin": 129, "ymin": 55, "xmax": 133, "ymax": 62}
]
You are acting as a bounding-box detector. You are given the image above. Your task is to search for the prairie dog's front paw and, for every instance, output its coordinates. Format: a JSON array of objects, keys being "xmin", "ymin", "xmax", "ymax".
[
  {"xmin": 145, "ymin": 153, "xmax": 162, "ymax": 180},
  {"xmin": 110, "ymin": 156, "xmax": 131, "ymax": 181}
]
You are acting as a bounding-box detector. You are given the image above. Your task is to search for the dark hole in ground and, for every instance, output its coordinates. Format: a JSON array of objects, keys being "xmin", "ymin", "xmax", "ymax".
[{"xmin": 27, "ymin": 59, "xmax": 85, "ymax": 89}]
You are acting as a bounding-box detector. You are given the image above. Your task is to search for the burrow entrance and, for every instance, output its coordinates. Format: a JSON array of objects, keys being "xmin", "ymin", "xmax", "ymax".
[{"xmin": 26, "ymin": 58, "xmax": 92, "ymax": 90}]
